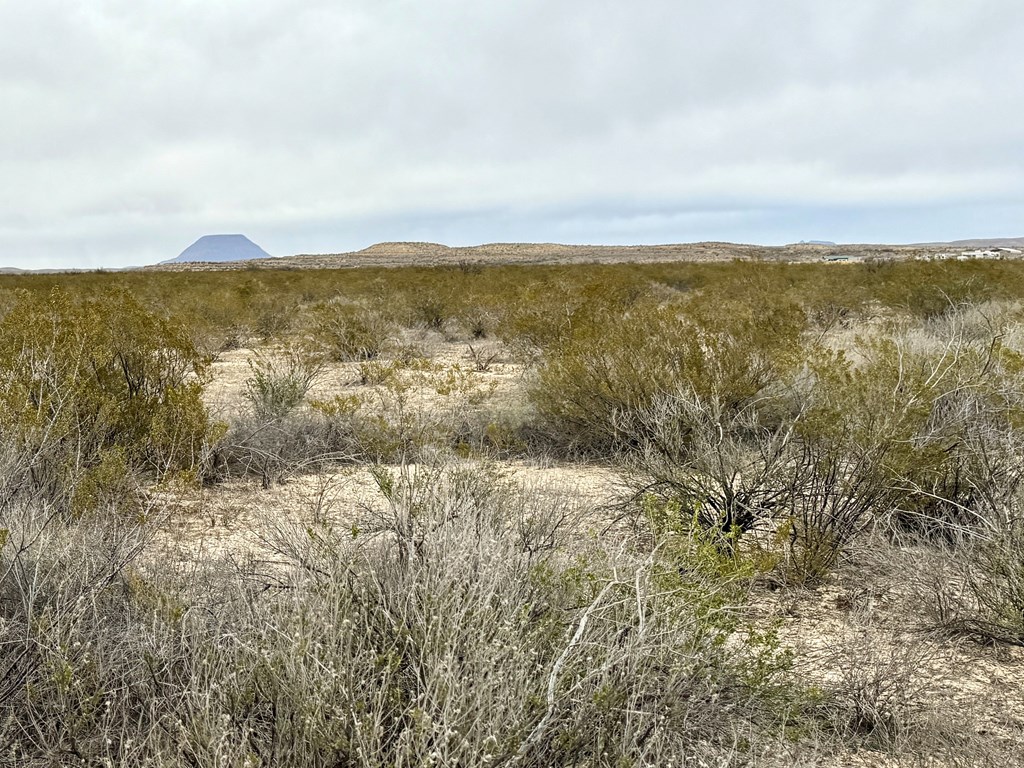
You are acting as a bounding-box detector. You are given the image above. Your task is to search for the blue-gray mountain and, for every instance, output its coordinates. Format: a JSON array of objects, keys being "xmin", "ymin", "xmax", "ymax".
[{"xmin": 166, "ymin": 235, "xmax": 272, "ymax": 263}]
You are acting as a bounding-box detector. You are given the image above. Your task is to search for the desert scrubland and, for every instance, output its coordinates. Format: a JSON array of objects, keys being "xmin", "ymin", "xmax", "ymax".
[{"xmin": 1, "ymin": 257, "xmax": 1023, "ymax": 766}]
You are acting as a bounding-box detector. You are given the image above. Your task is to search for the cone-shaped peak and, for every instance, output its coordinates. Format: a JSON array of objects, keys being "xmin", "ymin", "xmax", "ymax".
[{"xmin": 167, "ymin": 234, "xmax": 272, "ymax": 263}]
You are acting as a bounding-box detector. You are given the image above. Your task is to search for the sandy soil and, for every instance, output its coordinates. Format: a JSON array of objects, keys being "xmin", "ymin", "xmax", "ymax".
[{"xmin": 159, "ymin": 332, "xmax": 1024, "ymax": 766}]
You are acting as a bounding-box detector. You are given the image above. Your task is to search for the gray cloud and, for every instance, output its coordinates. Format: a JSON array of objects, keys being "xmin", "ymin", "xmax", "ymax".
[{"xmin": 1, "ymin": 0, "xmax": 1022, "ymax": 268}]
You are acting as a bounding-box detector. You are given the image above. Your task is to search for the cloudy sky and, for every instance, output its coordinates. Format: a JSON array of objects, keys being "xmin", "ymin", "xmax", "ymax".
[{"xmin": 2, "ymin": 1, "xmax": 1023, "ymax": 268}]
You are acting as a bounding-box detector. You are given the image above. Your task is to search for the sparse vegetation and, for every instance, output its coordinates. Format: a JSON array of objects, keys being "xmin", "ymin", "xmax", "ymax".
[{"xmin": 1, "ymin": 259, "xmax": 1023, "ymax": 765}]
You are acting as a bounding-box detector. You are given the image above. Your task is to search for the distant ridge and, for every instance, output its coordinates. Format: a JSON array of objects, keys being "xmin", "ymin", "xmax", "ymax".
[
  {"xmin": 911, "ymin": 236, "xmax": 1024, "ymax": 248},
  {"xmin": 164, "ymin": 234, "xmax": 272, "ymax": 264},
  {"xmin": 143, "ymin": 240, "xmax": 867, "ymax": 271},
  {"xmin": 140, "ymin": 236, "xmax": 1024, "ymax": 272}
]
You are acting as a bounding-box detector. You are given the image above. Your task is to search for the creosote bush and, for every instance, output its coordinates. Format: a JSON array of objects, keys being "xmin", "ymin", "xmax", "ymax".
[
  {"xmin": 309, "ymin": 298, "xmax": 395, "ymax": 361},
  {"xmin": 0, "ymin": 287, "xmax": 214, "ymax": 512},
  {"xmin": 531, "ymin": 294, "xmax": 805, "ymax": 455},
  {"xmin": 618, "ymin": 304, "xmax": 1024, "ymax": 586},
  {"xmin": 243, "ymin": 346, "xmax": 324, "ymax": 422}
]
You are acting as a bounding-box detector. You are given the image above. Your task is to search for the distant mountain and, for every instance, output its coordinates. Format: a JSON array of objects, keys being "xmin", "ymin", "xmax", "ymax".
[
  {"xmin": 164, "ymin": 234, "xmax": 271, "ymax": 263},
  {"xmin": 913, "ymin": 236, "xmax": 1024, "ymax": 248},
  {"xmin": 797, "ymin": 240, "xmax": 837, "ymax": 246}
]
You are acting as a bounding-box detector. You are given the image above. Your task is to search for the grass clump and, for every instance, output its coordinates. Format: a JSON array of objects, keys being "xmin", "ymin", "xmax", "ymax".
[
  {"xmin": 214, "ymin": 347, "xmax": 344, "ymax": 488},
  {"xmin": 923, "ymin": 503, "xmax": 1024, "ymax": 646}
]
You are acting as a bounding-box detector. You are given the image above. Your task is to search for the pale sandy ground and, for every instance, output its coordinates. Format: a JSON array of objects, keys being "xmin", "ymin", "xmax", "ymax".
[
  {"xmin": 156, "ymin": 334, "xmax": 1024, "ymax": 766},
  {"xmin": 757, "ymin": 574, "xmax": 1024, "ymax": 762},
  {"xmin": 203, "ymin": 334, "xmax": 520, "ymax": 418},
  {"xmin": 154, "ymin": 460, "xmax": 619, "ymax": 566}
]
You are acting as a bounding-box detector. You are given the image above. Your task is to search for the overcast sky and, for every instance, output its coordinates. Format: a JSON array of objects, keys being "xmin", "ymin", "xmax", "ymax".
[{"xmin": 1, "ymin": 1, "xmax": 1023, "ymax": 268}]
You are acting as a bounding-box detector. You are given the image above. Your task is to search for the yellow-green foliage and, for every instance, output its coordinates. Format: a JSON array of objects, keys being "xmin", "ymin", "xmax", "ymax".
[
  {"xmin": 4, "ymin": 259, "xmax": 1024, "ymax": 508},
  {"xmin": 643, "ymin": 497, "xmax": 797, "ymax": 709},
  {"xmin": 309, "ymin": 298, "xmax": 395, "ymax": 361},
  {"xmin": 496, "ymin": 276, "xmax": 645, "ymax": 362},
  {"xmin": 645, "ymin": 497, "xmax": 777, "ymax": 587},
  {"xmin": 531, "ymin": 292, "xmax": 805, "ymax": 453},
  {"xmin": 0, "ymin": 287, "xmax": 214, "ymax": 510},
  {"xmin": 801, "ymin": 323, "xmax": 1024, "ymax": 528},
  {"xmin": 5, "ymin": 259, "xmax": 1024, "ymax": 352},
  {"xmin": 243, "ymin": 346, "xmax": 323, "ymax": 421}
]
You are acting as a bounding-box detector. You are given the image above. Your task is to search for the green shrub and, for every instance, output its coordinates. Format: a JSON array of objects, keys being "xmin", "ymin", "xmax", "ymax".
[
  {"xmin": 802, "ymin": 317, "xmax": 1024, "ymax": 538},
  {"xmin": 622, "ymin": 311, "xmax": 1024, "ymax": 586},
  {"xmin": 309, "ymin": 298, "xmax": 395, "ymax": 361},
  {"xmin": 903, "ymin": 277, "xmax": 994, "ymax": 320},
  {"xmin": 531, "ymin": 295, "xmax": 805, "ymax": 455},
  {"xmin": 496, "ymin": 277, "xmax": 645, "ymax": 364},
  {"xmin": 243, "ymin": 346, "xmax": 323, "ymax": 422},
  {"xmin": 0, "ymin": 287, "xmax": 214, "ymax": 510}
]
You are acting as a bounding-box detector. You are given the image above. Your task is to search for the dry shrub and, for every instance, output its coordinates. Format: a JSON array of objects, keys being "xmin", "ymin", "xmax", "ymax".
[
  {"xmin": 821, "ymin": 626, "xmax": 934, "ymax": 749},
  {"xmin": 216, "ymin": 410, "xmax": 355, "ymax": 489},
  {"xmin": 210, "ymin": 347, "xmax": 353, "ymax": 488},
  {"xmin": 309, "ymin": 358, "xmax": 504, "ymax": 465},
  {"xmin": 457, "ymin": 305, "xmax": 498, "ymax": 340},
  {"xmin": 809, "ymin": 616, "xmax": 993, "ymax": 763},
  {"xmin": 920, "ymin": 506, "xmax": 1024, "ymax": 646},
  {"xmin": 0, "ymin": 463, "xmax": 808, "ymax": 767},
  {"xmin": 0, "ymin": 499, "xmax": 151, "ymax": 763}
]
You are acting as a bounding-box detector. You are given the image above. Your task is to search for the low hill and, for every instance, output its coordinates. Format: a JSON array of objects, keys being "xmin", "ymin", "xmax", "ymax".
[{"xmin": 141, "ymin": 236, "xmax": 1024, "ymax": 272}]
